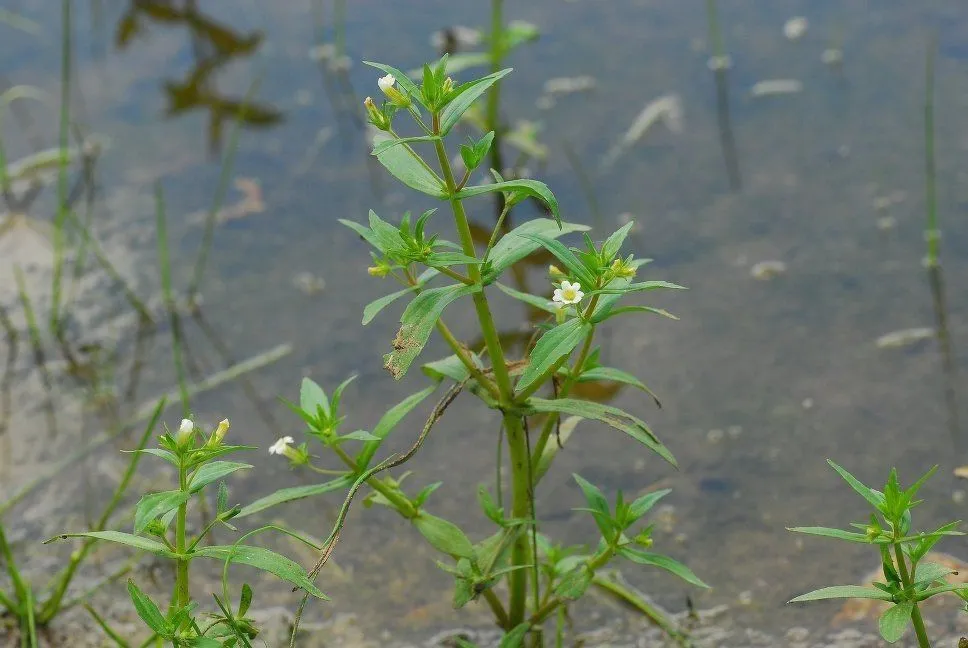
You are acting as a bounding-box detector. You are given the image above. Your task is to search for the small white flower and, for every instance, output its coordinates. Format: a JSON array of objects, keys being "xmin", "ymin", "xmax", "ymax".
[
  {"xmin": 269, "ymin": 436, "xmax": 295, "ymax": 456},
  {"xmin": 552, "ymin": 280, "xmax": 584, "ymax": 306},
  {"xmin": 377, "ymin": 74, "xmax": 396, "ymax": 93},
  {"xmin": 175, "ymin": 418, "xmax": 194, "ymax": 447}
]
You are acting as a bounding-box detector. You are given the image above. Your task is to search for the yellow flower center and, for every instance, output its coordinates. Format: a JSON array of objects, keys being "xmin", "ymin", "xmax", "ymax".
[{"xmin": 562, "ymin": 287, "xmax": 578, "ymax": 301}]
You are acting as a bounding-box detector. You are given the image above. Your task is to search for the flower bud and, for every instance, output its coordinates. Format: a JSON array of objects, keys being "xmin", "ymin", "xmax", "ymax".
[
  {"xmin": 548, "ymin": 265, "xmax": 567, "ymax": 280},
  {"xmin": 368, "ymin": 265, "xmax": 389, "ymax": 277},
  {"xmin": 442, "ymin": 76, "xmax": 454, "ymax": 94},
  {"xmin": 208, "ymin": 418, "xmax": 230, "ymax": 447},
  {"xmin": 176, "ymin": 418, "xmax": 194, "ymax": 448},
  {"xmin": 363, "ymin": 97, "xmax": 391, "ymax": 131}
]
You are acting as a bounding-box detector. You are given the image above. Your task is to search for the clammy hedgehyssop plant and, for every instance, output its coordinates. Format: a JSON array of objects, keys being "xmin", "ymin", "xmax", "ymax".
[{"xmin": 265, "ymin": 56, "xmax": 706, "ymax": 645}]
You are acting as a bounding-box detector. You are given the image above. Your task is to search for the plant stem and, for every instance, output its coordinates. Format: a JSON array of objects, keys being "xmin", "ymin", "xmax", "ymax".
[
  {"xmin": 893, "ymin": 545, "xmax": 931, "ymax": 648},
  {"xmin": 174, "ymin": 458, "xmax": 190, "ymax": 621},
  {"xmin": 432, "ymin": 112, "xmax": 529, "ymax": 626},
  {"xmin": 331, "ymin": 445, "xmax": 417, "ymax": 517}
]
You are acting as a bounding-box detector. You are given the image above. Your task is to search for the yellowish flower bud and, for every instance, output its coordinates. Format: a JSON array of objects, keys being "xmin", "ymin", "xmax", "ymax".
[
  {"xmin": 548, "ymin": 265, "xmax": 567, "ymax": 280},
  {"xmin": 363, "ymin": 97, "xmax": 390, "ymax": 131},
  {"xmin": 368, "ymin": 265, "xmax": 389, "ymax": 277},
  {"xmin": 176, "ymin": 418, "xmax": 194, "ymax": 448},
  {"xmin": 209, "ymin": 418, "xmax": 230, "ymax": 446},
  {"xmin": 377, "ymin": 74, "xmax": 410, "ymax": 107}
]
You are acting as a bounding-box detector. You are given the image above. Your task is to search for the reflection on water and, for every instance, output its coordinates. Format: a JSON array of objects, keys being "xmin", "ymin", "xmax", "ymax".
[{"xmin": 1, "ymin": 0, "xmax": 968, "ymax": 644}]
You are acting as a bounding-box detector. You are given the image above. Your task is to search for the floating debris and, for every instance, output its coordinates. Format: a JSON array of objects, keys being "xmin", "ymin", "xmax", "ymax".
[
  {"xmin": 187, "ymin": 178, "xmax": 265, "ymax": 226},
  {"xmin": 707, "ymin": 54, "xmax": 733, "ymax": 71},
  {"xmin": 875, "ymin": 327, "xmax": 935, "ymax": 349},
  {"xmin": 601, "ymin": 94, "xmax": 683, "ymax": 169},
  {"xmin": 783, "ymin": 16, "xmax": 809, "ymax": 41},
  {"xmin": 750, "ymin": 260, "xmax": 787, "ymax": 280},
  {"xmin": 821, "ymin": 48, "xmax": 844, "ymax": 65},
  {"xmin": 430, "ymin": 26, "xmax": 482, "ymax": 51},
  {"xmin": 750, "ymin": 79, "xmax": 803, "ymax": 97},
  {"xmin": 292, "ymin": 272, "xmax": 326, "ymax": 296},
  {"xmin": 876, "ymin": 216, "xmax": 897, "ymax": 231},
  {"xmin": 706, "ymin": 428, "xmax": 724, "ymax": 443},
  {"xmin": 542, "ymin": 75, "xmax": 596, "ymax": 96}
]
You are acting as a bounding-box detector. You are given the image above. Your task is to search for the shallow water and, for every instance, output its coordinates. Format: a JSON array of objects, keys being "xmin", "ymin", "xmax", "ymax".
[{"xmin": 3, "ymin": 0, "xmax": 968, "ymax": 643}]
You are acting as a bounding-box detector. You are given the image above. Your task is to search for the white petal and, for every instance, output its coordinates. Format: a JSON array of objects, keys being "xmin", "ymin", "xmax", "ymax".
[
  {"xmin": 574, "ymin": 291, "xmax": 584, "ymax": 301},
  {"xmin": 178, "ymin": 418, "xmax": 193, "ymax": 435},
  {"xmin": 570, "ymin": 282, "xmax": 581, "ymax": 292},
  {"xmin": 552, "ymin": 289, "xmax": 564, "ymax": 302},
  {"xmin": 560, "ymin": 280, "xmax": 574, "ymax": 291},
  {"xmin": 378, "ymin": 74, "xmax": 396, "ymax": 91}
]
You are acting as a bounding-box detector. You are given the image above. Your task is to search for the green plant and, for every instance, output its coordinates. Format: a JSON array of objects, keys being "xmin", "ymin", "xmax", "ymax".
[
  {"xmin": 48, "ymin": 416, "xmax": 331, "ymax": 647},
  {"xmin": 271, "ymin": 56, "xmax": 704, "ymax": 646},
  {"xmin": 788, "ymin": 460, "xmax": 968, "ymax": 647}
]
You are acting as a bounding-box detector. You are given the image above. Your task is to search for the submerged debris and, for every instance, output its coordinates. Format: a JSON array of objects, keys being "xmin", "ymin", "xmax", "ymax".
[
  {"xmin": 187, "ymin": 177, "xmax": 265, "ymax": 226},
  {"xmin": 750, "ymin": 79, "xmax": 803, "ymax": 97},
  {"xmin": 292, "ymin": 273, "xmax": 326, "ymax": 295},
  {"xmin": 750, "ymin": 260, "xmax": 787, "ymax": 280},
  {"xmin": 783, "ymin": 16, "xmax": 809, "ymax": 41},
  {"xmin": 543, "ymin": 75, "xmax": 596, "ymax": 96},
  {"xmin": 822, "ymin": 48, "xmax": 844, "ymax": 65},
  {"xmin": 707, "ymin": 54, "xmax": 733, "ymax": 71},
  {"xmin": 875, "ymin": 327, "xmax": 934, "ymax": 349},
  {"xmin": 601, "ymin": 94, "xmax": 683, "ymax": 169}
]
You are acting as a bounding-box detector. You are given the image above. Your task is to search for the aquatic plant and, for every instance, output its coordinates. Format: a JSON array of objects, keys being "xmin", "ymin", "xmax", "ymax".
[
  {"xmin": 788, "ymin": 461, "xmax": 968, "ymax": 647},
  {"xmin": 270, "ymin": 56, "xmax": 704, "ymax": 645}
]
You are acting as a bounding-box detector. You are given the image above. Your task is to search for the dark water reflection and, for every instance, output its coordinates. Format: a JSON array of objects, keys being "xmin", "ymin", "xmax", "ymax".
[{"xmin": 2, "ymin": 0, "xmax": 968, "ymax": 642}]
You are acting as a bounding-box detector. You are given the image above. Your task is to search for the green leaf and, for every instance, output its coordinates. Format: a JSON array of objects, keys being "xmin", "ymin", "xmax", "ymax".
[
  {"xmin": 372, "ymin": 132, "xmax": 446, "ymax": 198},
  {"xmin": 878, "ymin": 602, "xmax": 913, "ymax": 643},
  {"xmin": 786, "ymin": 526, "xmax": 873, "ymax": 543},
  {"xmin": 134, "ymin": 490, "xmax": 191, "ymax": 535},
  {"xmin": 591, "ymin": 305, "xmax": 678, "ymax": 324},
  {"xmin": 384, "ymin": 283, "xmax": 481, "ymax": 379},
  {"xmin": 827, "ymin": 460, "xmax": 886, "ymax": 511},
  {"xmin": 49, "ymin": 531, "xmax": 177, "ymax": 557},
  {"xmin": 590, "ymin": 280, "xmax": 686, "ymax": 295},
  {"xmin": 617, "ymin": 548, "xmax": 708, "ymax": 588},
  {"xmin": 517, "ymin": 318, "xmax": 591, "ymax": 394},
  {"xmin": 484, "ymin": 219, "xmax": 589, "ymax": 281},
  {"xmin": 517, "ymin": 233, "xmax": 595, "ymax": 287},
  {"xmin": 237, "ymin": 476, "xmax": 354, "ymax": 518},
  {"xmin": 133, "ymin": 448, "xmax": 179, "ymax": 466},
  {"xmin": 499, "ymin": 623, "xmax": 532, "ymax": 648},
  {"xmin": 239, "ymin": 582, "xmax": 253, "ymax": 616},
  {"xmin": 496, "ymin": 282, "xmax": 558, "ymax": 314},
  {"xmin": 127, "ymin": 580, "xmax": 172, "ymax": 637},
  {"xmin": 913, "ymin": 561, "xmax": 954, "ymax": 587},
  {"xmin": 555, "ymin": 566, "xmax": 593, "ymax": 600},
  {"xmin": 372, "ymin": 135, "xmax": 441, "ymax": 156},
  {"xmin": 414, "ymin": 482, "xmax": 443, "ymax": 508},
  {"xmin": 573, "ymin": 366, "xmax": 662, "ymax": 407},
  {"xmin": 336, "ymin": 430, "xmax": 380, "ymax": 443},
  {"xmin": 527, "ymin": 398, "xmax": 675, "ymax": 467},
  {"xmin": 361, "ymin": 269, "xmax": 440, "ymax": 326},
  {"xmin": 457, "ymin": 178, "xmax": 560, "ymax": 226},
  {"xmin": 362, "ymin": 61, "xmax": 422, "ymax": 103},
  {"xmin": 190, "ymin": 461, "xmax": 252, "ymax": 493},
  {"xmin": 357, "ymin": 384, "xmax": 439, "ymax": 469},
  {"xmin": 628, "ymin": 489, "xmax": 671, "ymax": 523},
  {"xmin": 535, "ymin": 416, "xmax": 582, "ymax": 482},
  {"xmin": 300, "ymin": 378, "xmax": 329, "ymax": 419},
  {"xmin": 439, "ymin": 68, "xmax": 512, "ymax": 135},
  {"xmin": 426, "ymin": 252, "xmax": 483, "ymax": 267},
  {"xmin": 412, "ymin": 512, "xmax": 475, "ymax": 559},
  {"xmin": 193, "ymin": 545, "xmax": 327, "ymax": 599},
  {"xmin": 601, "ymin": 222, "xmax": 635, "ymax": 261},
  {"xmin": 477, "ymin": 485, "xmax": 504, "ymax": 525},
  {"xmin": 422, "ymin": 352, "xmax": 482, "ymax": 383},
  {"xmin": 573, "ymin": 474, "xmax": 611, "ymax": 536},
  {"xmin": 788, "ymin": 585, "xmax": 894, "ymax": 603}
]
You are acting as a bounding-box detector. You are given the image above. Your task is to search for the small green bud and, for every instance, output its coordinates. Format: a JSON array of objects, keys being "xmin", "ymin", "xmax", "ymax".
[
  {"xmin": 363, "ymin": 96, "xmax": 391, "ymax": 131},
  {"xmin": 176, "ymin": 418, "xmax": 194, "ymax": 449}
]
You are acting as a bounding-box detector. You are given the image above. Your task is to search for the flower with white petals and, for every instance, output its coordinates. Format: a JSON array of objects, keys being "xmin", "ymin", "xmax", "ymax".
[
  {"xmin": 378, "ymin": 74, "xmax": 396, "ymax": 93},
  {"xmin": 176, "ymin": 418, "xmax": 194, "ymax": 447},
  {"xmin": 269, "ymin": 436, "xmax": 295, "ymax": 456},
  {"xmin": 552, "ymin": 280, "xmax": 584, "ymax": 306}
]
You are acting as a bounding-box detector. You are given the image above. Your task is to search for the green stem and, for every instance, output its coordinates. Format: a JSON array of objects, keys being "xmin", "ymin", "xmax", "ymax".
[
  {"xmin": 433, "ymin": 265, "xmax": 474, "ymax": 285},
  {"xmin": 432, "ymin": 111, "xmax": 529, "ymax": 625},
  {"xmin": 174, "ymin": 458, "xmax": 190, "ymax": 621},
  {"xmin": 0, "ymin": 524, "xmax": 24, "ymax": 613},
  {"xmin": 893, "ymin": 545, "xmax": 931, "ymax": 648},
  {"xmin": 331, "ymin": 445, "xmax": 417, "ymax": 518},
  {"xmin": 435, "ymin": 320, "xmax": 501, "ymax": 400}
]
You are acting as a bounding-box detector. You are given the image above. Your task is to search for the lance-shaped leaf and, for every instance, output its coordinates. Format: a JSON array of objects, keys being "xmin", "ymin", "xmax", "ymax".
[
  {"xmin": 788, "ymin": 585, "xmax": 894, "ymax": 603},
  {"xmin": 485, "ymin": 219, "xmax": 589, "ymax": 281},
  {"xmin": 496, "ymin": 283, "xmax": 558, "ymax": 314},
  {"xmin": 591, "ymin": 305, "xmax": 678, "ymax": 325},
  {"xmin": 517, "ymin": 233, "xmax": 595, "ymax": 287},
  {"xmin": 617, "ymin": 548, "xmax": 708, "ymax": 588},
  {"xmin": 457, "ymin": 179, "xmax": 560, "ymax": 226},
  {"xmin": 384, "ymin": 283, "xmax": 481, "ymax": 379},
  {"xmin": 189, "ymin": 461, "xmax": 252, "ymax": 493},
  {"xmin": 372, "ymin": 135, "xmax": 441, "ymax": 156},
  {"xmin": 193, "ymin": 545, "xmax": 327, "ymax": 599},
  {"xmin": 827, "ymin": 460, "xmax": 887, "ymax": 510},
  {"xmin": 601, "ymin": 221, "xmax": 635, "ymax": 261},
  {"xmin": 516, "ymin": 318, "xmax": 591, "ymax": 394},
  {"xmin": 527, "ymin": 397, "xmax": 675, "ymax": 466},
  {"xmin": 237, "ymin": 476, "xmax": 354, "ymax": 518},
  {"xmin": 569, "ymin": 366, "xmax": 662, "ymax": 407},
  {"xmin": 785, "ymin": 526, "xmax": 873, "ymax": 543},
  {"xmin": 413, "ymin": 512, "xmax": 476, "ymax": 559},
  {"xmin": 127, "ymin": 581, "xmax": 172, "ymax": 637},
  {"xmin": 134, "ymin": 490, "xmax": 191, "ymax": 534},
  {"xmin": 422, "ymin": 352, "xmax": 483, "ymax": 383},
  {"xmin": 589, "ymin": 280, "xmax": 686, "ymax": 295},
  {"xmin": 361, "ymin": 268, "xmax": 440, "ymax": 325},
  {"xmin": 439, "ymin": 68, "xmax": 512, "ymax": 135},
  {"xmin": 372, "ymin": 132, "xmax": 446, "ymax": 198},
  {"xmin": 363, "ymin": 61, "xmax": 422, "ymax": 104},
  {"xmin": 357, "ymin": 383, "xmax": 439, "ymax": 469},
  {"xmin": 48, "ymin": 531, "xmax": 177, "ymax": 557},
  {"xmin": 499, "ymin": 623, "xmax": 532, "ymax": 648}
]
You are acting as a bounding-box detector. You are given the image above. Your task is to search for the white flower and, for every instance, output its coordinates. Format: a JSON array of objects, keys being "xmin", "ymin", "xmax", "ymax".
[
  {"xmin": 175, "ymin": 418, "xmax": 194, "ymax": 447},
  {"xmin": 552, "ymin": 280, "xmax": 584, "ymax": 306},
  {"xmin": 377, "ymin": 74, "xmax": 396, "ymax": 93},
  {"xmin": 269, "ymin": 436, "xmax": 295, "ymax": 456}
]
